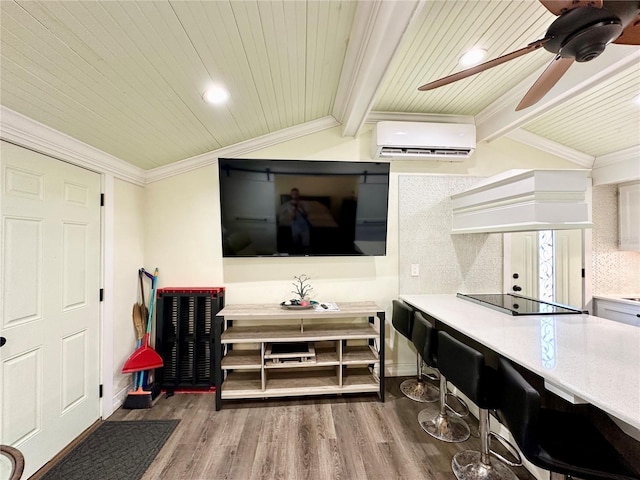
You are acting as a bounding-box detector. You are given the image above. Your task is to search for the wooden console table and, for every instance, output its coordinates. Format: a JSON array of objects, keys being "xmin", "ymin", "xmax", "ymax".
[{"xmin": 213, "ymin": 302, "xmax": 385, "ymax": 410}]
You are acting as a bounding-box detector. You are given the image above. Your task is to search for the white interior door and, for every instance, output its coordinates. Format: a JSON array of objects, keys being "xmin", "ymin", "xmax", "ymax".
[
  {"xmin": 505, "ymin": 230, "xmax": 583, "ymax": 308},
  {"xmin": 0, "ymin": 141, "xmax": 101, "ymax": 478}
]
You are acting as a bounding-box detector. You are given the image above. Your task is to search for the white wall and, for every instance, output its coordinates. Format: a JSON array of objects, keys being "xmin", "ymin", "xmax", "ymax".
[
  {"xmin": 138, "ymin": 125, "xmax": 578, "ymax": 378},
  {"xmin": 111, "ymin": 179, "xmax": 146, "ymax": 408}
]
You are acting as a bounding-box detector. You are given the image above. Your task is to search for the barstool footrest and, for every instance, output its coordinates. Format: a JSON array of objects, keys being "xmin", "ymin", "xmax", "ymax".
[
  {"xmin": 489, "ymin": 432, "xmax": 522, "ymax": 468},
  {"xmin": 445, "ymin": 392, "xmax": 470, "ymax": 418},
  {"xmin": 422, "ymin": 365, "xmax": 439, "ymax": 382}
]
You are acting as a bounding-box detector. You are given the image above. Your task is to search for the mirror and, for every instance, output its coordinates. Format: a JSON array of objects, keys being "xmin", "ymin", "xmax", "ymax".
[{"xmin": 504, "ymin": 229, "xmax": 584, "ymax": 308}]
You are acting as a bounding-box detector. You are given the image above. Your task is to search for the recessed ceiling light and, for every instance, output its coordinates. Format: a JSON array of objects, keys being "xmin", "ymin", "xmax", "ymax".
[
  {"xmin": 459, "ymin": 48, "xmax": 487, "ymax": 67},
  {"xmin": 203, "ymin": 85, "xmax": 229, "ymax": 105}
]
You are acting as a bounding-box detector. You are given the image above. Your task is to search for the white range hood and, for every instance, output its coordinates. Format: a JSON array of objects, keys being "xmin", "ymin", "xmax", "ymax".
[{"xmin": 451, "ymin": 169, "xmax": 592, "ymax": 234}]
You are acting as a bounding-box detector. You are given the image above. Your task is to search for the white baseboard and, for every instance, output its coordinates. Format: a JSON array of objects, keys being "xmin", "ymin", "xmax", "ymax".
[
  {"xmin": 111, "ymin": 384, "xmax": 131, "ymax": 415},
  {"xmin": 385, "ymin": 362, "xmax": 416, "ymax": 377}
]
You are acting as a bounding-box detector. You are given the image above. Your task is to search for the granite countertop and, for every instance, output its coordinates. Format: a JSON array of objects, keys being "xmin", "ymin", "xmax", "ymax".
[{"xmin": 400, "ymin": 294, "xmax": 640, "ymax": 430}]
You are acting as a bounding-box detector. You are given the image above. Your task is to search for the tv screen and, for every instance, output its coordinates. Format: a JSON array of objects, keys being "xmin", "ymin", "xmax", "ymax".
[{"xmin": 218, "ymin": 158, "xmax": 390, "ymax": 257}]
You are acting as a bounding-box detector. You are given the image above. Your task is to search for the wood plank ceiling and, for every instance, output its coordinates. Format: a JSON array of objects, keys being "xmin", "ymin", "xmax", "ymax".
[
  {"xmin": 374, "ymin": 0, "xmax": 556, "ymax": 115},
  {"xmin": 522, "ymin": 64, "xmax": 640, "ymax": 156},
  {"xmin": 1, "ymin": 0, "xmax": 356, "ymax": 169},
  {"xmin": 1, "ymin": 0, "xmax": 638, "ymax": 170}
]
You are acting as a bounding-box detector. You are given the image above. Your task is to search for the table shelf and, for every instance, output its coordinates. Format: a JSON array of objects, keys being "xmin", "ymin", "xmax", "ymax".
[{"xmin": 214, "ymin": 302, "xmax": 385, "ymax": 410}]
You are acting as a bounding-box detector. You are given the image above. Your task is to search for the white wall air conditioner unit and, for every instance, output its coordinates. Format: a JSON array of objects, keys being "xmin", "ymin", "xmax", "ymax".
[{"xmin": 372, "ymin": 121, "xmax": 476, "ymax": 161}]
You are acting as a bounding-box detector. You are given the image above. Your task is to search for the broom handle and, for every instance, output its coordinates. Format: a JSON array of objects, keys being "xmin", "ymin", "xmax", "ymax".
[
  {"xmin": 137, "ymin": 268, "xmax": 157, "ymax": 391},
  {"xmin": 146, "ymin": 268, "xmax": 159, "ymax": 334},
  {"xmin": 132, "ymin": 269, "xmax": 146, "ymax": 389},
  {"xmin": 140, "ymin": 268, "xmax": 154, "ymax": 280},
  {"xmin": 139, "ymin": 269, "xmax": 146, "ymax": 308}
]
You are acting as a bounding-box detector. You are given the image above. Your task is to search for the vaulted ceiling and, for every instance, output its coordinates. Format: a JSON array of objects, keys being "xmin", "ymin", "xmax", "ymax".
[{"xmin": 1, "ymin": 0, "xmax": 639, "ymax": 173}]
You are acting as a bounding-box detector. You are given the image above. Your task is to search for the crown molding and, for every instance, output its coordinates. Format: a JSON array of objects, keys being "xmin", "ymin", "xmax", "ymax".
[
  {"xmin": 145, "ymin": 116, "xmax": 341, "ymax": 183},
  {"xmin": 366, "ymin": 111, "xmax": 475, "ymax": 125},
  {"xmin": 594, "ymin": 144, "xmax": 640, "ymax": 167},
  {"xmin": 592, "ymin": 145, "xmax": 640, "ymax": 185},
  {"xmin": 505, "ymin": 128, "xmax": 595, "ymax": 168},
  {"xmin": 0, "ymin": 106, "xmax": 146, "ymax": 185}
]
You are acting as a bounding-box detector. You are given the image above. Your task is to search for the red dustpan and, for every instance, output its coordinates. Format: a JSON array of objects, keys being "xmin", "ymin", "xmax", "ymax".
[{"xmin": 122, "ymin": 268, "xmax": 164, "ymax": 374}]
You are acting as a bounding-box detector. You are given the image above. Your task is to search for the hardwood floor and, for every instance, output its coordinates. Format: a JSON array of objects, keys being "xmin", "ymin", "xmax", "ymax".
[{"xmin": 109, "ymin": 378, "xmax": 536, "ymax": 480}]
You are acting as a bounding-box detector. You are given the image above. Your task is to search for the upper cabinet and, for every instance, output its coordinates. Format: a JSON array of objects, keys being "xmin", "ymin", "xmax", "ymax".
[{"xmin": 619, "ymin": 182, "xmax": 640, "ymax": 251}]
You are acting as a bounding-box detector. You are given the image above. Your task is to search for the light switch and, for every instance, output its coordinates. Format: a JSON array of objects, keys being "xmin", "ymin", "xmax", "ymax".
[{"xmin": 411, "ymin": 264, "xmax": 419, "ymax": 277}]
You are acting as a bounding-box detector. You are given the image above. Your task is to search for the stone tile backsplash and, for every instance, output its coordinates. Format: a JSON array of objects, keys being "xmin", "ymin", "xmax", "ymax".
[
  {"xmin": 592, "ymin": 184, "xmax": 640, "ymax": 295},
  {"xmin": 398, "ymin": 175, "xmax": 503, "ymax": 294}
]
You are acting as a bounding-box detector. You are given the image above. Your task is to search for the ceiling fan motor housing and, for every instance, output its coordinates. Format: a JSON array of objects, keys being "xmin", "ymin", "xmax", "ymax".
[{"xmin": 545, "ymin": 6, "xmax": 623, "ymax": 61}]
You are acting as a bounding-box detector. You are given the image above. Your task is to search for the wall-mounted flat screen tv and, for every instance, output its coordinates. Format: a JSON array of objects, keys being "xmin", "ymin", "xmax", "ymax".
[{"xmin": 218, "ymin": 158, "xmax": 390, "ymax": 257}]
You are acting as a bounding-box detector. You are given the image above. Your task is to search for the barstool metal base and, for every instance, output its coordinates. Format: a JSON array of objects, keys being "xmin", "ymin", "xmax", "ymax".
[
  {"xmin": 452, "ymin": 452, "xmax": 519, "ymax": 480},
  {"xmin": 418, "ymin": 409, "xmax": 470, "ymax": 443},
  {"xmin": 400, "ymin": 379, "xmax": 439, "ymax": 403}
]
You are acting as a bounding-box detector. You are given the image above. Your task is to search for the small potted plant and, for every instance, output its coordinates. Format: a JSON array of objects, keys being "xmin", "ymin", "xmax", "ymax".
[{"xmin": 282, "ymin": 274, "xmax": 314, "ymax": 307}]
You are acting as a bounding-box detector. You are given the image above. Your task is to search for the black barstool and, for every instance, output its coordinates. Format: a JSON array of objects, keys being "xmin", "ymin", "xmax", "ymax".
[
  {"xmin": 419, "ymin": 331, "xmax": 471, "ymax": 443},
  {"xmin": 497, "ymin": 357, "xmax": 640, "ymax": 480},
  {"xmin": 403, "ymin": 311, "xmax": 439, "ymax": 403},
  {"xmin": 391, "ymin": 300, "xmax": 413, "ymax": 343},
  {"xmin": 449, "ymin": 341, "xmax": 521, "ymax": 480},
  {"xmin": 392, "ymin": 300, "xmax": 433, "ymax": 402}
]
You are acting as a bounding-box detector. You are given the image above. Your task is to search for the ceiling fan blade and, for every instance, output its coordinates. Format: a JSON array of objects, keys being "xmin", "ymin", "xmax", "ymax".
[
  {"xmin": 516, "ymin": 56, "xmax": 575, "ymax": 111},
  {"xmin": 538, "ymin": 0, "xmax": 603, "ymax": 16},
  {"xmin": 614, "ymin": 12, "xmax": 640, "ymax": 44},
  {"xmin": 418, "ymin": 38, "xmax": 550, "ymax": 92}
]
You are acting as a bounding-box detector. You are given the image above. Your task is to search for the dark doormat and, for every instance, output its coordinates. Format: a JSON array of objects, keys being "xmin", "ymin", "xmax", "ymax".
[{"xmin": 41, "ymin": 420, "xmax": 179, "ymax": 480}]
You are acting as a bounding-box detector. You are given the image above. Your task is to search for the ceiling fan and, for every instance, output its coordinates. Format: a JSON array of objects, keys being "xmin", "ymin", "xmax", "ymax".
[{"xmin": 417, "ymin": 0, "xmax": 640, "ymax": 111}]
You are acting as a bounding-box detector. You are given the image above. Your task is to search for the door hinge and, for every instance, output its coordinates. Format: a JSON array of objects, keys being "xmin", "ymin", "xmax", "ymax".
[
  {"xmin": 99, "ymin": 384, "xmax": 103, "ymax": 398},
  {"xmin": 581, "ymin": 268, "xmax": 585, "ymax": 278},
  {"xmin": 100, "ymin": 193, "xmax": 104, "ymax": 206},
  {"xmin": 99, "ymin": 288, "xmax": 104, "ymax": 302}
]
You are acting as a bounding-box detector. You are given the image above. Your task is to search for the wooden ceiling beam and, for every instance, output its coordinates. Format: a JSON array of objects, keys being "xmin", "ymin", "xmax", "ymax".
[{"xmin": 332, "ymin": 0, "xmax": 421, "ymax": 138}]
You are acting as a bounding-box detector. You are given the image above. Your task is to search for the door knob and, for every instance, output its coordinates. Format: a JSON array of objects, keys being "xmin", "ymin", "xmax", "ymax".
[
  {"xmin": 512, "ymin": 285, "xmax": 522, "ymax": 292},
  {"xmin": 0, "ymin": 337, "xmax": 6, "ymax": 347}
]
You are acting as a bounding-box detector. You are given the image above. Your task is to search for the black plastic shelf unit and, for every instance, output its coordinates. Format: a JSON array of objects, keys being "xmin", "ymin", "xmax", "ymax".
[{"xmin": 155, "ymin": 287, "xmax": 225, "ymax": 393}]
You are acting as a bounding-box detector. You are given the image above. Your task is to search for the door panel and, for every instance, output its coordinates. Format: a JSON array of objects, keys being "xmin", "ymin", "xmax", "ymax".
[
  {"xmin": 3, "ymin": 217, "xmax": 42, "ymax": 324},
  {"xmin": 1, "ymin": 141, "xmax": 101, "ymax": 478},
  {"xmin": 62, "ymin": 222, "xmax": 89, "ymax": 309},
  {"xmin": 2, "ymin": 348, "xmax": 42, "ymax": 444}
]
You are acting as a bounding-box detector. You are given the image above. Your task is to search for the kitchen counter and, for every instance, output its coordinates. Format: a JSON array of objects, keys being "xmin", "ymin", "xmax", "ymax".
[
  {"xmin": 400, "ymin": 294, "xmax": 640, "ymax": 430},
  {"xmin": 592, "ymin": 295, "xmax": 640, "ymax": 328},
  {"xmin": 593, "ymin": 294, "xmax": 640, "ymax": 306}
]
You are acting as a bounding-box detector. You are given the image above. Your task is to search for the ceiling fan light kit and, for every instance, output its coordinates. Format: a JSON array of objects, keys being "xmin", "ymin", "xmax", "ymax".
[{"xmin": 417, "ymin": 0, "xmax": 640, "ymax": 111}]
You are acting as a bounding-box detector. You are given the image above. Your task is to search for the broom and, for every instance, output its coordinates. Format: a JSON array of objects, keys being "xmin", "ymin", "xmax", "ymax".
[
  {"xmin": 121, "ymin": 268, "xmax": 163, "ymax": 374},
  {"xmin": 123, "ymin": 270, "xmax": 153, "ymax": 409}
]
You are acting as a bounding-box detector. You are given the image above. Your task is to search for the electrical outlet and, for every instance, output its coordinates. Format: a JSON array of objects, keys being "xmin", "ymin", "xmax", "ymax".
[{"xmin": 411, "ymin": 264, "xmax": 419, "ymax": 277}]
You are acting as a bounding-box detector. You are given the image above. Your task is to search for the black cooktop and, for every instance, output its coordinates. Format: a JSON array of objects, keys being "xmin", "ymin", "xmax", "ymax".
[{"xmin": 456, "ymin": 293, "xmax": 586, "ymax": 316}]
